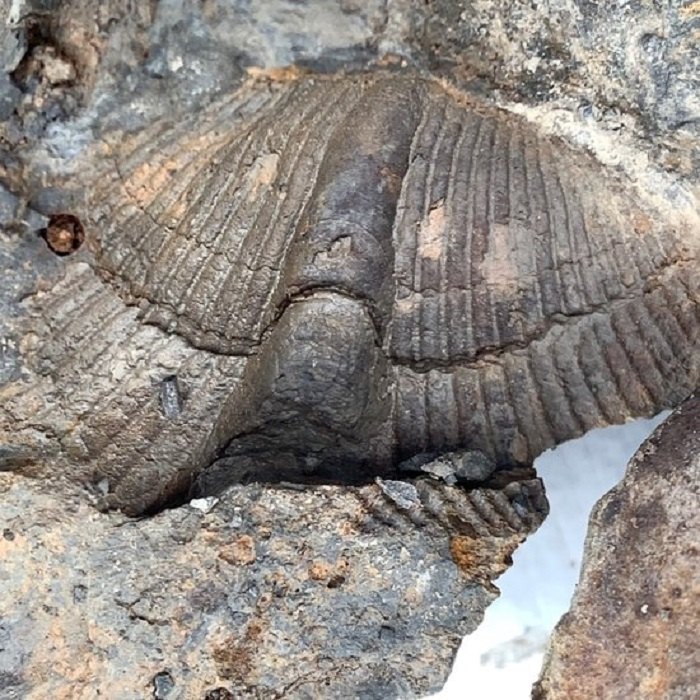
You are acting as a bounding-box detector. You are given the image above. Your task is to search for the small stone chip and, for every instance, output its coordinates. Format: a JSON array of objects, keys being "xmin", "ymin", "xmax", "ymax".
[
  {"xmin": 189, "ymin": 497, "xmax": 218, "ymax": 513},
  {"xmin": 153, "ymin": 671, "xmax": 175, "ymax": 699},
  {"xmin": 159, "ymin": 375, "xmax": 183, "ymax": 418},
  {"xmin": 398, "ymin": 449, "xmax": 496, "ymax": 484},
  {"xmin": 450, "ymin": 450, "xmax": 496, "ymax": 482},
  {"xmin": 420, "ymin": 460, "xmax": 458, "ymax": 485},
  {"xmin": 204, "ymin": 690, "xmax": 235, "ymax": 700},
  {"xmin": 376, "ymin": 478, "xmax": 421, "ymax": 510}
]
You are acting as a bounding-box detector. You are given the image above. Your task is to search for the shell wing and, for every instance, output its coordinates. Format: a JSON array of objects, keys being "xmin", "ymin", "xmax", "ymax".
[
  {"xmin": 388, "ymin": 84, "xmax": 699, "ymax": 463},
  {"xmin": 92, "ymin": 77, "xmax": 366, "ymax": 353}
]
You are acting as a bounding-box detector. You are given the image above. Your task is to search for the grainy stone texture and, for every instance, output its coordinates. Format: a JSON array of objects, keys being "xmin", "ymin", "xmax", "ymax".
[
  {"xmin": 0, "ymin": 1, "xmax": 698, "ymax": 698},
  {"xmin": 535, "ymin": 393, "xmax": 700, "ymax": 700},
  {"xmin": 0, "ymin": 472, "xmax": 547, "ymax": 699}
]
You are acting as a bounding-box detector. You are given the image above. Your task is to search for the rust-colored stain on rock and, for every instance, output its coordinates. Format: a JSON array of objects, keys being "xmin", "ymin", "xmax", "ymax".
[{"xmin": 218, "ymin": 535, "xmax": 256, "ymax": 566}]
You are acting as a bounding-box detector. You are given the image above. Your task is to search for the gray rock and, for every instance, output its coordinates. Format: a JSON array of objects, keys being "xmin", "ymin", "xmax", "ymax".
[
  {"xmin": 536, "ymin": 393, "xmax": 700, "ymax": 699},
  {"xmin": 0, "ymin": 472, "xmax": 546, "ymax": 698},
  {"xmin": 399, "ymin": 450, "xmax": 497, "ymax": 484}
]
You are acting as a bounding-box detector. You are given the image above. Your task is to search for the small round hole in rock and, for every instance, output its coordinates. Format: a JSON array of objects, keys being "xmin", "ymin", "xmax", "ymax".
[{"xmin": 42, "ymin": 213, "xmax": 85, "ymax": 255}]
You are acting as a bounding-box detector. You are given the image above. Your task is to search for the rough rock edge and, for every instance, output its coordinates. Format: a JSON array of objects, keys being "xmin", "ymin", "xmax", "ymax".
[{"xmin": 535, "ymin": 392, "xmax": 699, "ymax": 700}]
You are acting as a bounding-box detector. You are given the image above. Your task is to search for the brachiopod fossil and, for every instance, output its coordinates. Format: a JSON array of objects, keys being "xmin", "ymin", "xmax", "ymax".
[{"xmin": 2, "ymin": 72, "xmax": 698, "ymax": 514}]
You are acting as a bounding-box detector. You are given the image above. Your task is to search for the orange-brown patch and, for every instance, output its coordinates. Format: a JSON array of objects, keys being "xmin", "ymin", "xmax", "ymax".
[
  {"xmin": 245, "ymin": 65, "xmax": 308, "ymax": 82},
  {"xmin": 418, "ymin": 201, "xmax": 446, "ymax": 260},
  {"xmin": 308, "ymin": 560, "xmax": 332, "ymax": 581},
  {"xmin": 632, "ymin": 212, "xmax": 653, "ymax": 235},
  {"xmin": 450, "ymin": 533, "xmax": 522, "ymax": 583},
  {"xmin": 218, "ymin": 535, "xmax": 256, "ymax": 566},
  {"xmin": 212, "ymin": 619, "xmax": 264, "ymax": 681},
  {"xmin": 680, "ymin": 1, "xmax": 700, "ymax": 17},
  {"xmin": 380, "ymin": 165, "xmax": 403, "ymax": 197}
]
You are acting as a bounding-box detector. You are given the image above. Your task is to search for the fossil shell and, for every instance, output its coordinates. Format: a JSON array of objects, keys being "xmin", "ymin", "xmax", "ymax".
[{"xmin": 3, "ymin": 72, "xmax": 698, "ymax": 513}]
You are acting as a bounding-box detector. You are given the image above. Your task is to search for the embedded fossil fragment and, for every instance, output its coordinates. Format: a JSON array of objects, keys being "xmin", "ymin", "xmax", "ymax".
[{"xmin": 1, "ymin": 72, "xmax": 698, "ymax": 515}]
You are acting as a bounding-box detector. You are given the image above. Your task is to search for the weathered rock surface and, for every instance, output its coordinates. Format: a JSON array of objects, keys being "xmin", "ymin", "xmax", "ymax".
[
  {"xmin": 0, "ymin": 470, "xmax": 547, "ymax": 699},
  {"xmin": 536, "ymin": 393, "xmax": 700, "ymax": 700},
  {"xmin": 2, "ymin": 0, "xmax": 698, "ymax": 192}
]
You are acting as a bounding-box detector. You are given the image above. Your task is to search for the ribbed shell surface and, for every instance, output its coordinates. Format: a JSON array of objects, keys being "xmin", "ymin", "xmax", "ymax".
[{"xmin": 71, "ymin": 71, "xmax": 699, "ymax": 506}]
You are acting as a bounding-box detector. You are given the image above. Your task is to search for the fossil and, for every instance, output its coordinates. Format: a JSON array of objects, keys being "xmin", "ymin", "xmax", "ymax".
[{"xmin": 2, "ymin": 72, "xmax": 698, "ymax": 515}]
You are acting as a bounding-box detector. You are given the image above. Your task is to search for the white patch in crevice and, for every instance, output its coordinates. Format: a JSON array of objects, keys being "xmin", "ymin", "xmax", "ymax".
[{"xmin": 427, "ymin": 412, "xmax": 668, "ymax": 700}]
